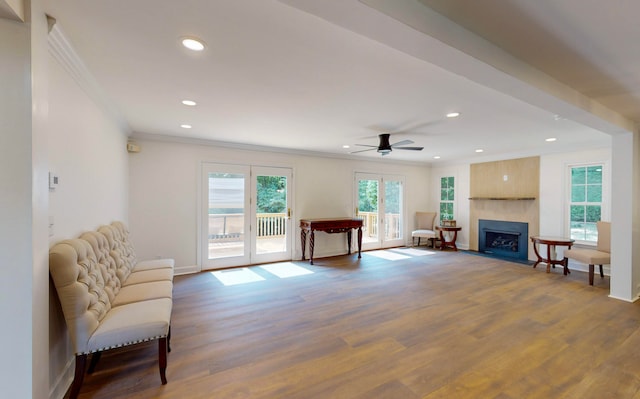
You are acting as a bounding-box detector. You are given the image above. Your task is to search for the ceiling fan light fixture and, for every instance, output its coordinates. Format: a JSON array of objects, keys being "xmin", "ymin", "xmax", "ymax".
[{"xmin": 446, "ymin": 112, "xmax": 460, "ymax": 118}]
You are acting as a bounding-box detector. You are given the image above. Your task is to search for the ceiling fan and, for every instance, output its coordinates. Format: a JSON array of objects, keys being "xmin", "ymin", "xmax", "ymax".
[{"xmin": 351, "ymin": 133, "xmax": 424, "ymax": 156}]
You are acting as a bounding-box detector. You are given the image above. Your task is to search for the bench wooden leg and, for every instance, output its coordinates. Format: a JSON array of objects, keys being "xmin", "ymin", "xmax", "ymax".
[
  {"xmin": 589, "ymin": 264, "xmax": 594, "ymax": 285},
  {"xmin": 599, "ymin": 264, "xmax": 604, "ymax": 278},
  {"xmin": 69, "ymin": 354, "xmax": 87, "ymax": 399},
  {"xmin": 167, "ymin": 325, "xmax": 172, "ymax": 353},
  {"xmin": 87, "ymin": 351, "xmax": 101, "ymax": 374},
  {"xmin": 159, "ymin": 337, "xmax": 168, "ymax": 385}
]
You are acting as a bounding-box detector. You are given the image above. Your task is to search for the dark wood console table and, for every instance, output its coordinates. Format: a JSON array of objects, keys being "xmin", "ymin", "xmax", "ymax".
[
  {"xmin": 300, "ymin": 218, "xmax": 363, "ymax": 265},
  {"xmin": 530, "ymin": 236, "xmax": 575, "ymax": 275}
]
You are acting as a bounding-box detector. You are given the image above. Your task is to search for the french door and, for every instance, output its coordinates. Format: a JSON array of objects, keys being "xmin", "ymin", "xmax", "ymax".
[
  {"xmin": 355, "ymin": 173, "xmax": 405, "ymax": 250},
  {"xmin": 201, "ymin": 163, "xmax": 292, "ymax": 270}
]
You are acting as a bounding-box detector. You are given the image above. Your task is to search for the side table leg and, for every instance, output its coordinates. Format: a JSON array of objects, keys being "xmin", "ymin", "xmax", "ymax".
[{"xmin": 347, "ymin": 230, "xmax": 352, "ymax": 254}]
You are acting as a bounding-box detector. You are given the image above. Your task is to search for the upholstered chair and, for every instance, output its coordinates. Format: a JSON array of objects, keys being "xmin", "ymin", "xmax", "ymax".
[
  {"xmin": 564, "ymin": 221, "xmax": 611, "ymax": 285},
  {"xmin": 411, "ymin": 211, "xmax": 437, "ymax": 247}
]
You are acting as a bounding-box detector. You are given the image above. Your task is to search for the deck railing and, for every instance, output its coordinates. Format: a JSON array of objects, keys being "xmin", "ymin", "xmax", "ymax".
[
  {"xmin": 357, "ymin": 211, "xmax": 402, "ymax": 239},
  {"xmin": 209, "ymin": 212, "xmax": 401, "ymax": 240},
  {"xmin": 208, "ymin": 213, "xmax": 287, "ymax": 239}
]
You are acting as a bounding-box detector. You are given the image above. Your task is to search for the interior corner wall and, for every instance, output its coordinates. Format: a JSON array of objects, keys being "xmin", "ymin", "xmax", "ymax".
[
  {"xmin": 127, "ymin": 139, "xmax": 431, "ymax": 270},
  {"xmin": 46, "ymin": 49, "xmax": 129, "ymax": 397},
  {"xmin": 609, "ymin": 131, "xmax": 640, "ymax": 301},
  {"xmin": 0, "ymin": 16, "xmax": 34, "ymax": 399},
  {"xmin": 429, "ymin": 163, "xmax": 470, "ymax": 249}
]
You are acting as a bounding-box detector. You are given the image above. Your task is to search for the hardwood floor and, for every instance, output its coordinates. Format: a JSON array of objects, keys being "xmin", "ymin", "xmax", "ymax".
[{"xmin": 72, "ymin": 249, "xmax": 640, "ymax": 398}]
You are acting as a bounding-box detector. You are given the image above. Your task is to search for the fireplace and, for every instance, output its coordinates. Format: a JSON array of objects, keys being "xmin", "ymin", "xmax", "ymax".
[{"xmin": 478, "ymin": 219, "xmax": 528, "ymax": 261}]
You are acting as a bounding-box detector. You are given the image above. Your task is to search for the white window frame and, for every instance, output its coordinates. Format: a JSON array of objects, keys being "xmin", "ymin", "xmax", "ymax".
[{"xmin": 566, "ymin": 161, "xmax": 610, "ymax": 245}]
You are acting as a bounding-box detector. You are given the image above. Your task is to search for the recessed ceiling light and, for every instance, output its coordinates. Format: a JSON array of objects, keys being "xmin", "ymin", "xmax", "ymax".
[
  {"xmin": 181, "ymin": 37, "xmax": 205, "ymax": 51},
  {"xmin": 446, "ymin": 112, "xmax": 460, "ymax": 118},
  {"xmin": 342, "ymin": 145, "xmax": 350, "ymax": 149},
  {"xmin": 433, "ymin": 155, "xmax": 441, "ymax": 159},
  {"xmin": 180, "ymin": 124, "xmax": 192, "ymax": 129},
  {"xmin": 475, "ymin": 149, "xmax": 484, "ymax": 153},
  {"xmin": 545, "ymin": 137, "xmax": 557, "ymax": 142},
  {"xmin": 182, "ymin": 100, "xmax": 197, "ymax": 106}
]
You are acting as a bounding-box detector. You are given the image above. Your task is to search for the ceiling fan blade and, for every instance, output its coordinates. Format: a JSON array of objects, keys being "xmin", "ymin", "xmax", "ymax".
[
  {"xmin": 350, "ymin": 148, "xmax": 376, "ymax": 154},
  {"xmin": 354, "ymin": 144, "xmax": 378, "ymax": 148},
  {"xmin": 390, "ymin": 139, "xmax": 414, "ymax": 147},
  {"xmin": 394, "ymin": 146, "xmax": 424, "ymax": 151}
]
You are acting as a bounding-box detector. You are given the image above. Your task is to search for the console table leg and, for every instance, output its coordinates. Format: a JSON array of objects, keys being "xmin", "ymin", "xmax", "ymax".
[
  {"xmin": 309, "ymin": 231, "xmax": 315, "ymax": 265},
  {"xmin": 347, "ymin": 230, "xmax": 352, "ymax": 254},
  {"xmin": 357, "ymin": 227, "xmax": 362, "ymax": 258},
  {"xmin": 301, "ymin": 230, "xmax": 307, "ymax": 260}
]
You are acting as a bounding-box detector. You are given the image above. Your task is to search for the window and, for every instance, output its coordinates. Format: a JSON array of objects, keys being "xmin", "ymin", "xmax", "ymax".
[
  {"xmin": 440, "ymin": 176, "xmax": 454, "ymax": 222},
  {"xmin": 569, "ymin": 164, "xmax": 602, "ymax": 243}
]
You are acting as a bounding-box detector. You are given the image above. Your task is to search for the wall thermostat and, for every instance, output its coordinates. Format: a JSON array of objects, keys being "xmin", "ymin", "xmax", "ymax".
[{"xmin": 49, "ymin": 172, "xmax": 59, "ymax": 189}]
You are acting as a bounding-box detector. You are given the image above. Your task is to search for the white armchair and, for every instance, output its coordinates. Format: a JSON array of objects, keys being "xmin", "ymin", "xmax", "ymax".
[
  {"xmin": 411, "ymin": 211, "xmax": 437, "ymax": 247},
  {"xmin": 564, "ymin": 221, "xmax": 611, "ymax": 285}
]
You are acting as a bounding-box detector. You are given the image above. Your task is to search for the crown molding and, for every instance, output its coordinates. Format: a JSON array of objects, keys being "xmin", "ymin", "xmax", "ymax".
[{"xmin": 47, "ymin": 21, "xmax": 131, "ymax": 134}]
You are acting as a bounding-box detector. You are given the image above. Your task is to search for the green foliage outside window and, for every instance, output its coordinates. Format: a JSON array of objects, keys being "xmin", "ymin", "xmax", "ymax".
[
  {"xmin": 257, "ymin": 175, "xmax": 287, "ymax": 213},
  {"xmin": 440, "ymin": 176, "xmax": 454, "ymax": 221},
  {"xmin": 384, "ymin": 180, "xmax": 401, "ymax": 214},
  {"xmin": 358, "ymin": 179, "xmax": 379, "ymax": 212}
]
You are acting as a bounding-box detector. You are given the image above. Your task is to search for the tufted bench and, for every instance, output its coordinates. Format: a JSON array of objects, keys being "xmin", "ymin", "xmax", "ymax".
[{"xmin": 49, "ymin": 222, "xmax": 174, "ymax": 399}]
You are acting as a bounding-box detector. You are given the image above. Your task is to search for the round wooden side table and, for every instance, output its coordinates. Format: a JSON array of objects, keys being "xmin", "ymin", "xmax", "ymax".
[
  {"xmin": 530, "ymin": 236, "xmax": 575, "ymax": 274},
  {"xmin": 437, "ymin": 226, "xmax": 462, "ymax": 251}
]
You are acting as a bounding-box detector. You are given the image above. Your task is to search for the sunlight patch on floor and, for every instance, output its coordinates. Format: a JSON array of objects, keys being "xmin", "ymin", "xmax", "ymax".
[
  {"xmin": 391, "ymin": 247, "xmax": 437, "ymax": 257},
  {"xmin": 211, "ymin": 268, "xmax": 265, "ymax": 286},
  {"xmin": 260, "ymin": 262, "xmax": 314, "ymax": 278},
  {"xmin": 366, "ymin": 250, "xmax": 411, "ymax": 261}
]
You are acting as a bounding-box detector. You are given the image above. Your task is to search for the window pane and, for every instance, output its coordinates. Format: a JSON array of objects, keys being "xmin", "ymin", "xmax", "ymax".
[
  {"xmin": 586, "ymin": 184, "xmax": 602, "ymax": 202},
  {"xmin": 587, "ymin": 166, "xmax": 602, "ymax": 184},
  {"xmin": 570, "ymin": 221, "xmax": 586, "ymax": 241},
  {"xmin": 358, "ymin": 180, "xmax": 378, "ymax": 212},
  {"xmin": 448, "ymin": 176, "xmax": 454, "ymax": 187},
  {"xmin": 571, "ymin": 185, "xmax": 586, "ymax": 202},
  {"xmin": 440, "ymin": 203, "xmax": 453, "ymax": 221},
  {"xmin": 441, "ymin": 177, "xmax": 447, "ymax": 187},
  {"xmin": 441, "ymin": 188, "xmax": 447, "ymax": 201},
  {"xmin": 585, "ymin": 205, "xmax": 601, "ymax": 223},
  {"xmin": 447, "ymin": 187, "xmax": 455, "ymax": 201},
  {"xmin": 570, "ymin": 205, "xmax": 585, "ymax": 222},
  {"xmin": 571, "ymin": 167, "xmax": 586, "ymax": 185}
]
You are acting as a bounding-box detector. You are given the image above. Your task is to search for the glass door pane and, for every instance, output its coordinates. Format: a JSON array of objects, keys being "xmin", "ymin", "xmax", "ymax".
[
  {"xmin": 384, "ymin": 179, "xmax": 403, "ymax": 241},
  {"xmin": 356, "ymin": 175, "xmax": 379, "ymax": 246},
  {"xmin": 252, "ymin": 167, "xmax": 292, "ymax": 263},
  {"xmin": 202, "ymin": 163, "xmax": 250, "ymax": 269},
  {"xmin": 355, "ymin": 173, "xmax": 405, "ymax": 250}
]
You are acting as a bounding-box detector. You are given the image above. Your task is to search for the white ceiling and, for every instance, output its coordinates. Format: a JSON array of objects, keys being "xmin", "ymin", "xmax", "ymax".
[{"xmin": 45, "ymin": 0, "xmax": 638, "ymax": 164}]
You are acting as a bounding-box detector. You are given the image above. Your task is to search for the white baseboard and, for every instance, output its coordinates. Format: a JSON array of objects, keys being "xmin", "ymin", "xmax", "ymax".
[
  {"xmin": 175, "ymin": 264, "xmax": 199, "ymax": 275},
  {"xmin": 49, "ymin": 356, "xmax": 74, "ymax": 399}
]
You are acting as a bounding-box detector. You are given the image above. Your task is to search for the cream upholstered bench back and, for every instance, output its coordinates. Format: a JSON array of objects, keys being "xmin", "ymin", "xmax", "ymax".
[
  {"xmin": 49, "ymin": 222, "xmax": 173, "ymax": 399},
  {"xmin": 49, "ymin": 238, "xmax": 113, "ymax": 354}
]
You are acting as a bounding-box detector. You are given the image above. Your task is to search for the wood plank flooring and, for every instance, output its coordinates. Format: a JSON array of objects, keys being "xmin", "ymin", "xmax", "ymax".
[{"xmin": 72, "ymin": 249, "xmax": 640, "ymax": 398}]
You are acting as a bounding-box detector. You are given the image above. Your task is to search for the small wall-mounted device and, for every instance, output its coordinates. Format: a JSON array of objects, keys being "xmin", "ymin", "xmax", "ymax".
[
  {"xmin": 126, "ymin": 142, "xmax": 141, "ymax": 153},
  {"xmin": 49, "ymin": 172, "xmax": 59, "ymax": 190}
]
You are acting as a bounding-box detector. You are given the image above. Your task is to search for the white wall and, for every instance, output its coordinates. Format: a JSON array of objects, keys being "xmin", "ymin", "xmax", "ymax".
[
  {"xmin": 47, "ymin": 58, "xmax": 129, "ymax": 241},
  {"xmin": 128, "ymin": 138, "xmax": 431, "ymax": 271},
  {"xmin": 46, "ymin": 45, "xmax": 130, "ymax": 398}
]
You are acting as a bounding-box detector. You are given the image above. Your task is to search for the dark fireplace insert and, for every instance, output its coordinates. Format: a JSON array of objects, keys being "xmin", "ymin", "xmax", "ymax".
[{"xmin": 478, "ymin": 219, "xmax": 528, "ymax": 261}]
